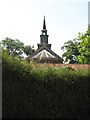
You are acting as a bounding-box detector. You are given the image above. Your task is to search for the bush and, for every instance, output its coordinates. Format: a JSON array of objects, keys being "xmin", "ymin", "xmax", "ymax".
[{"xmin": 2, "ymin": 52, "xmax": 89, "ymax": 119}]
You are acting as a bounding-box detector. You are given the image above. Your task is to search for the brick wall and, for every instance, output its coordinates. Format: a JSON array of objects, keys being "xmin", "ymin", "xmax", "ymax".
[{"xmin": 36, "ymin": 64, "xmax": 90, "ymax": 70}]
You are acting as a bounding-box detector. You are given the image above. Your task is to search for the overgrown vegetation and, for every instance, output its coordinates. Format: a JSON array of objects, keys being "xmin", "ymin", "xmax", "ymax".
[
  {"xmin": 2, "ymin": 51, "xmax": 89, "ymax": 119},
  {"xmin": 61, "ymin": 28, "xmax": 90, "ymax": 64}
]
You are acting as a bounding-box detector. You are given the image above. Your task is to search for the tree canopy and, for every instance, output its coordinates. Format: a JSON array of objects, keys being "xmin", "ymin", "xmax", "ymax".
[
  {"xmin": 61, "ymin": 38, "xmax": 80, "ymax": 63},
  {"xmin": 77, "ymin": 31, "xmax": 89, "ymax": 64},
  {"xmin": 61, "ymin": 28, "xmax": 89, "ymax": 64},
  {"xmin": 23, "ymin": 45, "xmax": 35, "ymax": 56},
  {"xmin": 1, "ymin": 37, "xmax": 35, "ymax": 59},
  {"xmin": 2, "ymin": 37, "xmax": 24, "ymax": 57}
]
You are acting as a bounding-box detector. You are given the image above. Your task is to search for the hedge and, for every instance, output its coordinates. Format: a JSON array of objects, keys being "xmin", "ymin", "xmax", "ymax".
[{"xmin": 2, "ymin": 53, "xmax": 89, "ymax": 119}]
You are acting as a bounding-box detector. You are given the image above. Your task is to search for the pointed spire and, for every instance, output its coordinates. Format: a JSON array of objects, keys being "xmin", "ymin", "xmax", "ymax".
[{"xmin": 43, "ymin": 16, "xmax": 46, "ymax": 30}]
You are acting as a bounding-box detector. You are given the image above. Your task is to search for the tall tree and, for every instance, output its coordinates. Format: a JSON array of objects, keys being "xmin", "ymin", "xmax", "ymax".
[
  {"xmin": 23, "ymin": 45, "xmax": 35, "ymax": 56},
  {"xmin": 61, "ymin": 28, "xmax": 89, "ymax": 64},
  {"xmin": 2, "ymin": 37, "xmax": 24, "ymax": 57},
  {"xmin": 1, "ymin": 37, "xmax": 35, "ymax": 59},
  {"xmin": 61, "ymin": 38, "xmax": 80, "ymax": 63},
  {"xmin": 77, "ymin": 31, "xmax": 90, "ymax": 64}
]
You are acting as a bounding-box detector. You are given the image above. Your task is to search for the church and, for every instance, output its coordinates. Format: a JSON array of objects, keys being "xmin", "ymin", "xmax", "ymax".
[{"xmin": 28, "ymin": 17, "xmax": 63, "ymax": 63}]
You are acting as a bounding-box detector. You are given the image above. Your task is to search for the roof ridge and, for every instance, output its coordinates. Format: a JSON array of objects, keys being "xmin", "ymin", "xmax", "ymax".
[{"xmin": 28, "ymin": 45, "xmax": 63, "ymax": 62}]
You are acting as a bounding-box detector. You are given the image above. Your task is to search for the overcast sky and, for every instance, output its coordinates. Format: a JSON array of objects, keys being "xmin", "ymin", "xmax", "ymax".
[{"xmin": 0, "ymin": 0, "xmax": 89, "ymax": 57}]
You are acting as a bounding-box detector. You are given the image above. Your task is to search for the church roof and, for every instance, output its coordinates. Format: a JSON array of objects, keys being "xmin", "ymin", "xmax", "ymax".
[{"xmin": 28, "ymin": 45, "xmax": 63, "ymax": 63}]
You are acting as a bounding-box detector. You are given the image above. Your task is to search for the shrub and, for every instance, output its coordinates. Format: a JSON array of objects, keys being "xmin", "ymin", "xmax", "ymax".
[{"xmin": 2, "ymin": 53, "xmax": 89, "ymax": 119}]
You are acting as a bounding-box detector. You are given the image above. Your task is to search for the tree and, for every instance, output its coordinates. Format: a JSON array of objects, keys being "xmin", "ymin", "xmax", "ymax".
[
  {"xmin": 2, "ymin": 37, "xmax": 24, "ymax": 58},
  {"xmin": 1, "ymin": 37, "xmax": 35, "ymax": 59},
  {"xmin": 61, "ymin": 28, "xmax": 90, "ymax": 64},
  {"xmin": 61, "ymin": 38, "xmax": 80, "ymax": 63},
  {"xmin": 23, "ymin": 45, "xmax": 35, "ymax": 56},
  {"xmin": 77, "ymin": 31, "xmax": 90, "ymax": 64}
]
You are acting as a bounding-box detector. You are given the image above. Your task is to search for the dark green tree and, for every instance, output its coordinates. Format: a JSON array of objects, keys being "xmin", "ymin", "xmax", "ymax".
[
  {"xmin": 1, "ymin": 37, "xmax": 35, "ymax": 59},
  {"xmin": 61, "ymin": 38, "xmax": 80, "ymax": 63},
  {"xmin": 23, "ymin": 45, "xmax": 35, "ymax": 56},
  {"xmin": 61, "ymin": 28, "xmax": 90, "ymax": 64},
  {"xmin": 2, "ymin": 37, "xmax": 24, "ymax": 57}
]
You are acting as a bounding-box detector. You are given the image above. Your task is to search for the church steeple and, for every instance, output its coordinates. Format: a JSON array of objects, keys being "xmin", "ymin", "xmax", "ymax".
[
  {"xmin": 29, "ymin": 16, "xmax": 64, "ymax": 64},
  {"xmin": 41, "ymin": 16, "xmax": 47, "ymax": 35},
  {"xmin": 43, "ymin": 16, "xmax": 46, "ymax": 30},
  {"xmin": 37, "ymin": 16, "xmax": 51, "ymax": 49}
]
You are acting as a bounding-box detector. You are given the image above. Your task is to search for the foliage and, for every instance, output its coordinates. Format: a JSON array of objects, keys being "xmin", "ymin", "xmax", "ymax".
[
  {"xmin": 1, "ymin": 37, "xmax": 35, "ymax": 59},
  {"xmin": 77, "ymin": 31, "xmax": 90, "ymax": 64},
  {"xmin": 23, "ymin": 45, "xmax": 35, "ymax": 56},
  {"xmin": 61, "ymin": 38, "xmax": 80, "ymax": 63},
  {"xmin": 2, "ymin": 37, "xmax": 24, "ymax": 57},
  {"xmin": 2, "ymin": 52, "xmax": 89, "ymax": 119},
  {"xmin": 61, "ymin": 29, "xmax": 89, "ymax": 64}
]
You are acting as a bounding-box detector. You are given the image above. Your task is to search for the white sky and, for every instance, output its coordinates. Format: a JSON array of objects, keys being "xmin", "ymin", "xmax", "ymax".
[{"xmin": 0, "ymin": 0, "xmax": 89, "ymax": 57}]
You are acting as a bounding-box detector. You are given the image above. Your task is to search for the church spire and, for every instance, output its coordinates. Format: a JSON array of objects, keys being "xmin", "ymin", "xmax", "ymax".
[
  {"xmin": 41, "ymin": 16, "xmax": 47, "ymax": 35},
  {"xmin": 43, "ymin": 16, "xmax": 46, "ymax": 30},
  {"xmin": 37, "ymin": 16, "xmax": 51, "ymax": 49}
]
